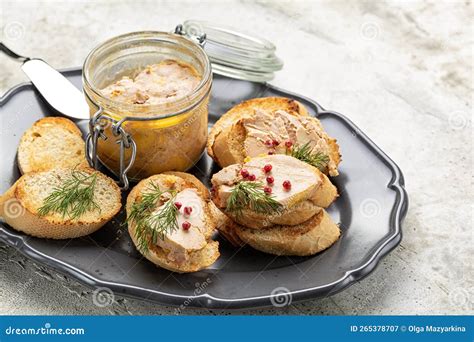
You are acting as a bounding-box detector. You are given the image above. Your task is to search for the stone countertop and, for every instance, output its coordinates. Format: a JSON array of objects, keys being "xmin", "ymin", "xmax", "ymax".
[{"xmin": 0, "ymin": 0, "xmax": 472, "ymax": 315}]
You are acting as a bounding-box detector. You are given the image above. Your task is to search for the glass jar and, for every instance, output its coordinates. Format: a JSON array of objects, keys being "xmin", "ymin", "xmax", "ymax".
[{"xmin": 82, "ymin": 31, "xmax": 212, "ymax": 183}]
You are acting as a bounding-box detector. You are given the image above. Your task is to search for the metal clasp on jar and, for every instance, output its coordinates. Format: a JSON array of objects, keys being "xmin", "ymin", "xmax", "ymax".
[
  {"xmin": 85, "ymin": 108, "xmax": 137, "ymax": 190},
  {"xmin": 174, "ymin": 24, "xmax": 207, "ymax": 47}
]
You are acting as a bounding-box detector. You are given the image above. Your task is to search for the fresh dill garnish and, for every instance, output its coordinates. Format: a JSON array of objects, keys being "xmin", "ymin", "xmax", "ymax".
[
  {"xmin": 126, "ymin": 182, "xmax": 179, "ymax": 253},
  {"xmin": 289, "ymin": 142, "xmax": 329, "ymax": 171},
  {"xmin": 38, "ymin": 170, "xmax": 100, "ymax": 220},
  {"xmin": 226, "ymin": 181, "xmax": 283, "ymax": 216}
]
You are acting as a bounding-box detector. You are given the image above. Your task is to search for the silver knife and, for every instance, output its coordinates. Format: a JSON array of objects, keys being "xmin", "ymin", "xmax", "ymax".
[{"xmin": 1, "ymin": 42, "xmax": 90, "ymax": 120}]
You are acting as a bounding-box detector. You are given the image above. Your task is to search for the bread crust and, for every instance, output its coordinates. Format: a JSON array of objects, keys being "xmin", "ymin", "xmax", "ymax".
[
  {"xmin": 17, "ymin": 117, "xmax": 88, "ymax": 174},
  {"xmin": 208, "ymin": 97, "xmax": 309, "ymax": 162},
  {"xmin": 161, "ymin": 171, "xmax": 210, "ymax": 200},
  {"xmin": 32, "ymin": 116, "xmax": 83, "ymax": 135},
  {"xmin": 208, "ymin": 97, "xmax": 341, "ymax": 177},
  {"xmin": 126, "ymin": 173, "xmax": 220, "ymax": 273},
  {"xmin": 211, "ymin": 155, "xmax": 338, "ymax": 229},
  {"xmin": 0, "ymin": 168, "xmax": 121, "ymax": 239},
  {"xmin": 220, "ymin": 209, "xmax": 340, "ymax": 256},
  {"xmin": 208, "ymin": 201, "xmax": 245, "ymax": 247}
]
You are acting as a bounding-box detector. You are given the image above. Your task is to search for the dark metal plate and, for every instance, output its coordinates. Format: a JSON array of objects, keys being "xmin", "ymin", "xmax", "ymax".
[{"xmin": 0, "ymin": 69, "xmax": 408, "ymax": 309}]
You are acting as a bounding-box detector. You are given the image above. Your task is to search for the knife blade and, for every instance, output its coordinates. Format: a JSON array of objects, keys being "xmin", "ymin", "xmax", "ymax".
[{"xmin": 21, "ymin": 59, "xmax": 90, "ymax": 120}]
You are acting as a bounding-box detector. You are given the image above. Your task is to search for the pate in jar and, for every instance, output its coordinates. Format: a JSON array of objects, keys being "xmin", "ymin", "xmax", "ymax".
[{"xmin": 82, "ymin": 31, "xmax": 211, "ymax": 181}]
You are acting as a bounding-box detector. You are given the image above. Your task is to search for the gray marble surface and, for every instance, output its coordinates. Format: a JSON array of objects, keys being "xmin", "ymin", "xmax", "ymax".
[{"xmin": 0, "ymin": 0, "xmax": 472, "ymax": 315}]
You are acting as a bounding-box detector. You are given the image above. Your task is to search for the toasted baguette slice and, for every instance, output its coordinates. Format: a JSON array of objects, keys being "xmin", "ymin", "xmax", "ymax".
[
  {"xmin": 127, "ymin": 173, "xmax": 219, "ymax": 273},
  {"xmin": 220, "ymin": 209, "xmax": 340, "ymax": 256},
  {"xmin": 144, "ymin": 240, "xmax": 219, "ymax": 273},
  {"xmin": 208, "ymin": 97, "xmax": 309, "ymax": 161},
  {"xmin": 17, "ymin": 117, "xmax": 88, "ymax": 174},
  {"xmin": 208, "ymin": 201, "xmax": 245, "ymax": 247},
  {"xmin": 212, "ymin": 108, "xmax": 308, "ymax": 168},
  {"xmin": 162, "ymin": 171, "xmax": 210, "ymax": 200},
  {"xmin": 211, "ymin": 155, "xmax": 338, "ymax": 229},
  {"xmin": 208, "ymin": 97, "xmax": 341, "ymax": 176},
  {"xmin": 0, "ymin": 168, "xmax": 121, "ymax": 239}
]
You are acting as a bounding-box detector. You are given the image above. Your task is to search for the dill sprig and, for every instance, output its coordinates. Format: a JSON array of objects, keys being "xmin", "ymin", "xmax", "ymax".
[
  {"xmin": 226, "ymin": 181, "xmax": 283, "ymax": 216},
  {"xmin": 289, "ymin": 142, "xmax": 329, "ymax": 171},
  {"xmin": 37, "ymin": 170, "xmax": 100, "ymax": 220},
  {"xmin": 126, "ymin": 182, "xmax": 179, "ymax": 253}
]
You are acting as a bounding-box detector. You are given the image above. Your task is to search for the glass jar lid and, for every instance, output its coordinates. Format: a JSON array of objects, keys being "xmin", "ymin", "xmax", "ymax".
[{"xmin": 178, "ymin": 20, "xmax": 283, "ymax": 83}]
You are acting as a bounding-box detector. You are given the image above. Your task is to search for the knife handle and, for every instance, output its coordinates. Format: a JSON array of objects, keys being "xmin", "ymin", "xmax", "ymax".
[{"xmin": 0, "ymin": 42, "xmax": 30, "ymax": 62}]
